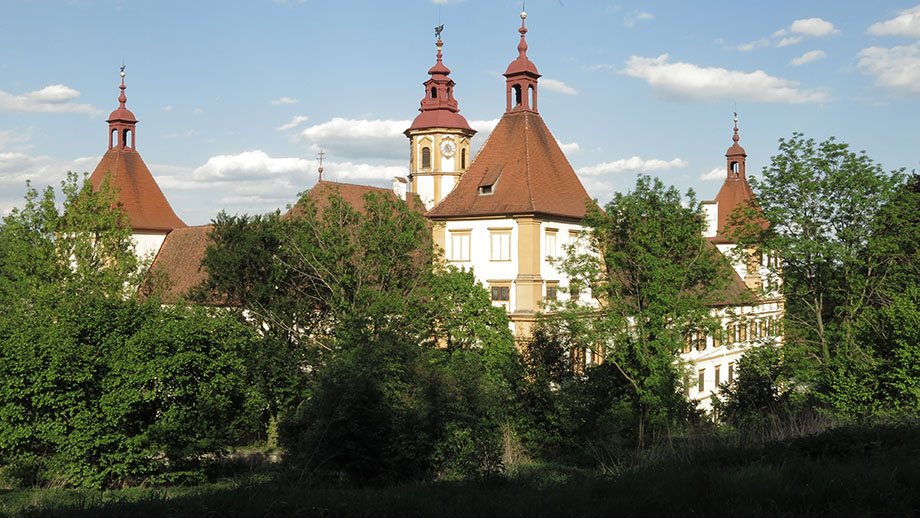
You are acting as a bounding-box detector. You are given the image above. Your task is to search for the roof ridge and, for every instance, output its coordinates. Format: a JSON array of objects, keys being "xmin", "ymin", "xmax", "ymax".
[{"xmin": 524, "ymin": 113, "xmax": 535, "ymax": 211}]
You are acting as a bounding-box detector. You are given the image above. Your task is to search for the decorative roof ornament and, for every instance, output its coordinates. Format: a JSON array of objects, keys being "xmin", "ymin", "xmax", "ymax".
[
  {"xmin": 733, "ymin": 111, "xmax": 740, "ymax": 144},
  {"xmin": 317, "ymin": 149, "xmax": 325, "ymax": 183},
  {"xmin": 405, "ymin": 25, "xmax": 474, "ymax": 133}
]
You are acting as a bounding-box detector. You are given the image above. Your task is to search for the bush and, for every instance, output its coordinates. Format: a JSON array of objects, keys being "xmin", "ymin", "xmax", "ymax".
[{"xmin": 280, "ymin": 333, "xmax": 507, "ymax": 486}]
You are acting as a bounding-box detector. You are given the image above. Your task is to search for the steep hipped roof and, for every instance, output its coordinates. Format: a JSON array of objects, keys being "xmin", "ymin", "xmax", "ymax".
[
  {"xmin": 284, "ymin": 180, "xmax": 426, "ymax": 219},
  {"xmin": 711, "ymin": 117, "xmax": 767, "ymax": 242},
  {"xmin": 425, "ymin": 110, "xmax": 593, "ymax": 220},
  {"xmin": 90, "ymin": 149, "xmax": 187, "ymax": 232},
  {"xmin": 90, "ymin": 71, "xmax": 185, "ymax": 232},
  {"xmin": 145, "ymin": 225, "xmax": 213, "ymax": 303}
]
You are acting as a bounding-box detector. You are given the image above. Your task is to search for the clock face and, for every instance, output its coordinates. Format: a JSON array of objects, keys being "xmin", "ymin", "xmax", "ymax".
[{"xmin": 440, "ymin": 140, "xmax": 456, "ymax": 158}]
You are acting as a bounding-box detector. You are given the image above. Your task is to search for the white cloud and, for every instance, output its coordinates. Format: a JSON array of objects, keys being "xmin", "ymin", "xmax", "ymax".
[
  {"xmin": 297, "ymin": 117, "xmax": 410, "ymax": 160},
  {"xmin": 776, "ymin": 36, "xmax": 804, "ymax": 48},
  {"xmin": 577, "ymin": 156, "xmax": 687, "ymax": 177},
  {"xmin": 0, "ymin": 151, "xmax": 100, "ymax": 216},
  {"xmin": 0, "ymin": 127, "xmax": 34, "ymax": 150},
  {"xmin": 192, "ymin": 150, "xmax": 314, "ymax": 180},
  {"xmin": 470, "ymin": 118, "xmax": 499, "ymax": 135},
  {"xmin": 541, "ymin": 78, "xmax": 579, "ymax": 95},
  {"xmin": 789, "ymin": 18, "xmax": 838, "ymax": 37},
  {"xmin": 857, "ymin": 42, "xmax": 920, "ymax": 96},
  {"xmin": 0, "ymin": 85, "xmax": 99, "ymax": 114},
  {"xmin": 868, "ymin": 5, "xmax": 920, "ymax": 38},
  {"xmin": 624, "ymin": 10, "xmax": 653, "ymax": 28},
  {"xmin": 162, "ymin": 105, "xmax": 173, "ymax": 112},
  {"xmin": 276, "ymin": 115, "xmax": 310, "ymax": 131},
  {"xmin": 556, "ymin": 140, "xmax": 580, "ymax": 154},
  {"xmin": 270, "ymin": 96, "xmax": 298, "ymax": 105},
  {"xmin": 700, "ymin": 167, "xmax": 724, "ymax": 181},
  {"xmin": 737, "ymin": 18, "xmax": 837, "ymax": 52},
  {"xmin": 623, "ymin": 54, "xmax": 830, "ymax": 104},
  {"xmin": 588, "ymin": 63, "xmax": 617, "ymax": 71},
  {"xmin": 790, "ymin": 50, "xmax": 827, "ymax": 66},
  {"xmin": 738, "ymin": 38, "xmax": 770, "ymax": 51}
]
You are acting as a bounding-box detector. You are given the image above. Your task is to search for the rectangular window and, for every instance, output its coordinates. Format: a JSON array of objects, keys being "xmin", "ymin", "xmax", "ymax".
[
  {"xmin": 545, "ymin": 230, "xmax": 558, "ymax": 260},
  {"xmin": 698, "ymin": 369, "xmax": 705, "ymax": 393},
  {"xmin": 449, "ymin": 231, "xmax": 471, "ymax": 262},
  {"xmin": 545, "ymin": 283, "xmax": 558, "ymax": 301},
  {"xmin": 715, "ymin": 365, "xmax": 721, "ymax": 387},
  {"xmin": 490, "ymin": 285, "xmax": 510, "ymax": 302},
  {"xmin": 712, "ymin": 329, "xmax": 721, "ymax": 348},
  {"xmin": 728, "ymin": 362, "xmax": 734, "ymax": 382},
  {"xmin": 569, "ymin": 285, "xmax": 581, "ymax": 300},
  {"xmin": 490, "ymin": 230, "xmax": 511, "ymax": 261}
]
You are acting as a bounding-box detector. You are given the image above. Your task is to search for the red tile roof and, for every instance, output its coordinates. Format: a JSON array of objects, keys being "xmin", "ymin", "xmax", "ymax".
[
  {"xmin": 90, "ymin": 148, "xmax": 186, "ymax": 232},
  {"xmin": 145, "ymin": 225, "xmax": 213, "ymax": 303},
  {"xmin": 284, "ymin": 180, "xmax": 426, "ymax": 219},
  {"xmin": 425, "ymin": 110, "xmax": 594, "ymax": 220}
]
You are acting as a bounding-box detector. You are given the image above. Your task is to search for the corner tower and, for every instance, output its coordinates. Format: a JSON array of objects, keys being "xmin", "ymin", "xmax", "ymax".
[
  {"xmin": 89, "ymin": 69, "xmax": 185, "ymax": 260},
  {"xmin": 405, "ymin": 28, "xmax": 476, "ymax": 210}
]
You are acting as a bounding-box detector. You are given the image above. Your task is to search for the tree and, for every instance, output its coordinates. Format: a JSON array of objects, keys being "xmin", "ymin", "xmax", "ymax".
[
  {"xmin": 732, "ymin": 133, "xmax": 903, "ymax": 363},
  {"xmin": 0, "ymin": 174, "xmax": 259, "ymax": 488},
  {"xmin": 554, "ymin": 175, "xmax": 737, "ymax": 447}
]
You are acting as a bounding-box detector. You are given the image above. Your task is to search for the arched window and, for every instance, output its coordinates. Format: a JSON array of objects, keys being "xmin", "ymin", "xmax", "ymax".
[
  {"xmin": 422, "ymin": 147, "xmax": 431, "ymax": 169},
  {"xmin": 110, "ymin": 129, "xmax": 117, "ymax": 149},
  {"xmin": 431, "ymin": 87, "xmax": 437, "ymax": 99},
  {"xmin": 513, "ymin": 84, "xmax": 522, "ymax": 106},
  {"xmin": 731, "ymin": 161, "xmax": 740, "ymax": 175},
  {"xmin": 461, "ymin": 148, "xmax": 466, "ymax": 169},
  {"xmin": 123, "ymin": 129, "xmax": 130, "ymax": 149},
  {"xmin": 528, "ymin": 84, "xmax": 535, "ymax": 109}
]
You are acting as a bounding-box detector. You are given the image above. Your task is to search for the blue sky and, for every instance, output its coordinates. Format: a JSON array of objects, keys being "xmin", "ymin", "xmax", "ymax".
[{"xmin": 2, "ymin": 1, "xmax": 919, "ymax": 225}]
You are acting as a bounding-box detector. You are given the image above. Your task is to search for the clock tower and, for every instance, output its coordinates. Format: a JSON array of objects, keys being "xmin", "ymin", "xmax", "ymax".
[{"xmin": 405, "ymin": 30, "xmax": 476, "ymax": 210}]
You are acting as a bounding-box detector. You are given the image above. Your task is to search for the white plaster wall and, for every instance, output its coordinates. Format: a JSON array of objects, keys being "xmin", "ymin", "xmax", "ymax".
[
  {"xmin": 702, "ymin": 202, "xmax": 718, "ymax": 238},
  {"xmin": 444, "ymin": 217, "xmax": 518, "ymax": 308},
  {"xmin": 441, "ymin": 174, "xmax": 456, "ymax": 200},
  {"xmin": 440, "ymin": 154, "xmax": 455, "ymax": 172},
  {"xmin": 681, "ymin": 301, "xmax": 784, "ymax": 412},
  {"xmin": 540, "ymin": 220, "xmax": 590, "ymax": 303},
  {"xmin": 415, "ymin": 175, "xmax": 435, "ymax": 209},
  {"xmin": 133, "ymin": 231, "xmax": 167, "ymax": 264}
]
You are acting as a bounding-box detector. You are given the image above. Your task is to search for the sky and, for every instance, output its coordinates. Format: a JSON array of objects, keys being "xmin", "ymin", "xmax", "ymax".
[{"xmin": 2, "ymin": 0, "xmax": 919, "ymax": 225}]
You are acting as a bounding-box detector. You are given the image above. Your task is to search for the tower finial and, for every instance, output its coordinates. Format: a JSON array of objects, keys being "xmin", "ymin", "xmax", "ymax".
[
  {"xmin": 118, "ymin": 64, "xmax": 127, "ymax": 107},
  {"xmin": 518, "ymin": 10, "xmax": 528, "ymax": 57},
  {"xmin": 317, "ymin": 149, "xmax": 326, "ymax": 183},
  {"xmin": 732, "ymin": 112, "xmax": 740, "ymax": 143}
]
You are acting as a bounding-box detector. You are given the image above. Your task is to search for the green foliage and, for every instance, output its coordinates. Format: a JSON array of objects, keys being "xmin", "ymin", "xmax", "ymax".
[
  {"xmin": 197, "ymin": 189, "xmax": 444, "ymax": 422},
  {"xmin": 552, "ymin": 175, "xmax": 733, "ymax": 446},
  {"xmin": 0, "ymin": 176, "xmax": 260, "ymax": 488},
  {"xmin": 823, "ymin": 287, "xmax": 920, "ymax": 419},
  {"xmin": 279, "ymin": 333, "xmax": 508, "ymax": 485},
  {"xmin": 727, "ymin": 134, "xmax": 920, "ymax": 423},
  {"xmin": 735, "ymin": 133, "xmax": 903, "ymax": 362}
]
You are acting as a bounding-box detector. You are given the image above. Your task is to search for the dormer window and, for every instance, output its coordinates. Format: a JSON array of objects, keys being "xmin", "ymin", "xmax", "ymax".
[{"xmin": 478, "ymin": 166, "xmax": 502, "ymax": 196}]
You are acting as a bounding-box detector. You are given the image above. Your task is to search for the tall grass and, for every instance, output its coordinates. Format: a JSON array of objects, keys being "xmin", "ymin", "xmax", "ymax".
[{"xmin": 3, "ymin": 421, "xmax": 919, "ymax": 517}]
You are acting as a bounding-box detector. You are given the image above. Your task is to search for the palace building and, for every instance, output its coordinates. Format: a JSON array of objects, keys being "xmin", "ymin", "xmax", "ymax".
[{"xmin": 87, "ymin": 11, "xmax": 781, "ymax": 410}]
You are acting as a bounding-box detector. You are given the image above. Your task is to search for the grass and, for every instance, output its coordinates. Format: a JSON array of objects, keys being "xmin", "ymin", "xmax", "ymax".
[{"xmin": 2, "ymin": 422, "xmax": 920, "ymax": 517}]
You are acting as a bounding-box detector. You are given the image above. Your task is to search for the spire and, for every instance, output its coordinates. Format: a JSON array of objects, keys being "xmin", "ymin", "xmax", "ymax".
[
  {"xmin": 405, "ymin": 26, "xmax": 474, "ymax": 133},
  {"xmin": 725, "ymin": 112, "xmax": 747, "ymax": 179},
  {"xmin": 107, "ymin": 66, "xmax": 138, "ymax": 150},
  {"xmin": 504, "ymin": 10, "xmax": 541, "ymax": 113}
]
